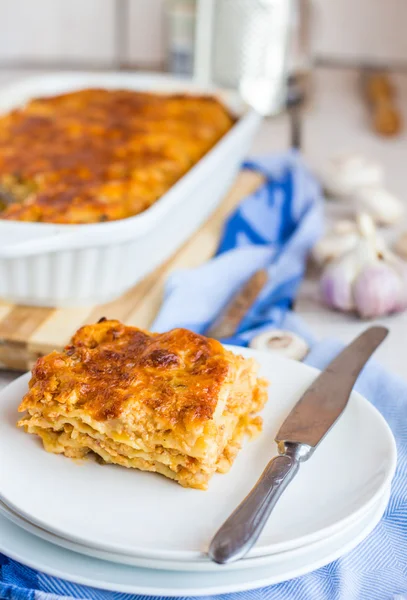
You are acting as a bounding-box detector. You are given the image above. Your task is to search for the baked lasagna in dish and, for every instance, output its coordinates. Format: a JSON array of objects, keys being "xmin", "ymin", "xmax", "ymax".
[
  {"xmin": 18, "ymin": 319, "xmax": 268, "ymax": 489},
  {"xmin": 0, "ymin": 88, "xmax": 234, "ymax": 224}
]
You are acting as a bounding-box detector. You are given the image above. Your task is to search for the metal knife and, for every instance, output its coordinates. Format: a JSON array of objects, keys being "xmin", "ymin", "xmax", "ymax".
[{"xmin": 208, "ymin": 325, "xmax": 388, "ymax": 564}]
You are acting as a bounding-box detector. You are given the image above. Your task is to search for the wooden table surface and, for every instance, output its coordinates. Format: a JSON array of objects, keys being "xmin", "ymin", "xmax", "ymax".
[{"xmin": 1, "ymin": 66, "xmax": 407, "ymax": 387}]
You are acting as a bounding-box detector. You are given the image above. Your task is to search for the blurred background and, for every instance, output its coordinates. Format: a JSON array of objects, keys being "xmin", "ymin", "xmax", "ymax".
[
  {"xmin": 0, "ymin": 0, "xmax": 406, "ymax": 75},
  {"xmin": 1, "ymin": 0, "xmax": 407, "ymax": 375}
]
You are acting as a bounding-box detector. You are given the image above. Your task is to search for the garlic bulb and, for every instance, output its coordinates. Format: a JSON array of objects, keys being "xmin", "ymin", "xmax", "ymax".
[
  {"xmin": 354, "ymin": 185, "xmax": 404, "ymax": 226},
  {"xmin": 321, "ymin": 153, "xmax": 384, "ymax": 197},
  {"xmin": 320, "ymin": 153, "xmax": 402, "ymax": 226},
  {"xmin": 312, "ymin": 220, "xmax": 360, "ymax": 266},
  {"xmin": 320, "ymin": 214, "xmax": 407, "ymax": 318},
  {"xmin": 249, "ymin": 330, "xmax": 309, "ymax": 361}
]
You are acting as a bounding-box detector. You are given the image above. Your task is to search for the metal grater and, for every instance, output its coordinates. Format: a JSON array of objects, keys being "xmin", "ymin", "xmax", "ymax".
[{"xmin": 194, "ymin": 0, "xmax": 293, "ymax": 116}]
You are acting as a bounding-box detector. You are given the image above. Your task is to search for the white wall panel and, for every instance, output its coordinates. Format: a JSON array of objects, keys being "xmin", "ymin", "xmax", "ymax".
[
  {"xmin": 313, "ymin": 0, "xmax": 407, "ymax": 64},
  {"xmin": 0, "ymin": 0, "xmax": 405, "ymax": 69},
  {"xmin": 0, "ymin": 0, "xmax": 117, "ymax": 64},
  {"xmin": 126, "ymin": 0, "xmax": 165, "ymax": 66}
]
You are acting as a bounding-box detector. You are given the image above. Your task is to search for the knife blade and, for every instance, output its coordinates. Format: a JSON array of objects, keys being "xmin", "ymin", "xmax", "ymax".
[
  {"xmin": 276, "ymin": 325, "xmax": 388, "ymax": 447},
  {"xmin": 208, "ymin": 325, "xmax": 388, "ymax": 564}
]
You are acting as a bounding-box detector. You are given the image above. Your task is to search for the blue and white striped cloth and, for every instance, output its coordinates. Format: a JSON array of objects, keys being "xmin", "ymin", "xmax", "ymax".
[
  {"xmin": 153, "ymin": 152, "xmax": 322, "ymax": 346},
  {"xmin": 1, "ymin": 153, "xmax": 407, "ymax": 600}
]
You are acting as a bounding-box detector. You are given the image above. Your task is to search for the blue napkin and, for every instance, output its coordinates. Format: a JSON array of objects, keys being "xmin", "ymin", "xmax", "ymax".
[
  {"xmin": 1, "ymin": 154, "xmax": 407, "ymax": 600},
  {"xmin": 153, "ymin": 151, "xmax": 323, "ymax": 345}
]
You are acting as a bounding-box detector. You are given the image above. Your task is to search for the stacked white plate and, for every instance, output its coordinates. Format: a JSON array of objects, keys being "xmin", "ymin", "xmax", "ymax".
[{"xmin": 0, "ymin": 348, "xmax": 397, "ymax": 596}]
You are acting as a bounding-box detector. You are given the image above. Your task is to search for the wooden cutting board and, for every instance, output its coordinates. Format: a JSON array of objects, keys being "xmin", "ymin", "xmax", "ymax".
[{"xmin": 0, "ymin": 171, "xmax": 263, "ymax": 371}]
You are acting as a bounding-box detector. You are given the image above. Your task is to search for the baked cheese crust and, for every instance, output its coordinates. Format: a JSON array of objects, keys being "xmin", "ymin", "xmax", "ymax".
[
  {"xmin": 0, "ymin": 88, "xmax": 234, "ymax": 223},
  {"xmin": 18, "ymin": 319, "xmax": 268, "ymax": 489}
]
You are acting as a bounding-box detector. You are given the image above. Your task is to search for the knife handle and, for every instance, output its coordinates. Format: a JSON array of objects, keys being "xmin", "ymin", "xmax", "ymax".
[
  {"xmin": 208, "ymin": 443, "xmax": 312, "ymax": 564},
  {"xmin": 205, "ymin": 269, "xmax": 268, "ymax": 340}
]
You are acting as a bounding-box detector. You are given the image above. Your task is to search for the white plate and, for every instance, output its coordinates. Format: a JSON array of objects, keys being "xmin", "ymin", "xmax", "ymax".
[
  {"xmin": 0, "ymin": 348, "xmax": 396, "ymax": 561},
  {"xmin": 0, "ymin": 489, "xmax": 390, "ymax": 596},
  {"xmin": 0, "ymin": 486, "xmax": 390, "ymax": 572}
]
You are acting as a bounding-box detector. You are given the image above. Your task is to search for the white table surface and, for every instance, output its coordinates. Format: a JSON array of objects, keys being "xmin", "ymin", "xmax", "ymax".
[{"xmin": 0, "ymin": 66, "xmax": 406, "ymax": 388}]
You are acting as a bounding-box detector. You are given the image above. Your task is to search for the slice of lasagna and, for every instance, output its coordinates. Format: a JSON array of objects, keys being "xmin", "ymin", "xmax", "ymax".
[{"xmin": 18, "ymin": 319, "xmax": 268, "ymax": 489}]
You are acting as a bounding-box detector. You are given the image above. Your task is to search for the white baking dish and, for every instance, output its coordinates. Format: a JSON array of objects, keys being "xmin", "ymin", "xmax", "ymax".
[{"xmin": 0, "ymin": 72, "xmax": 261, "ymax": 307}]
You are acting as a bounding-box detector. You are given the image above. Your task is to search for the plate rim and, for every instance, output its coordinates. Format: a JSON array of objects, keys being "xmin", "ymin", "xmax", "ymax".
[
  {"xmin": 0, "ymin": 348, "xmax": 397, "ymax": 561},
  {"xmin": 0, "ymin": 485, "xmax": 391, "ymax": 572},
  {"xmin": 0, "ymin": 488, "xmax": 390, "ymax": 596}
]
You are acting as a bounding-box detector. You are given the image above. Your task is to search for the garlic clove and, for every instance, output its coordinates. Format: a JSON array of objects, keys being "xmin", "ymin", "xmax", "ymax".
[
  {"xmin": 321, "ymin": 153, "xmax": 384, "ymax": 197},
  {"xmin": 354, "ymin": 186, "xmax": 404, "ymax": 226},
  {"xmin": 356, "ymin": 212, "xmax": 377, "ymax": 239},
  {"xmin": 312, "ymin": 214, "xmax": 379, "ymax": 268},
  {"xmin": 249, "ymin": 329, "xmax": 309, "ymax": 361},
  {"xmin": 353, "ymin": 262, "xmax": 405, "ymax": 318},
  {"xmin": 312, "ymin": 220, "xmax": 359, "ymax": 266},
  {"xmin": 320, "ymin": 256, "xmax": 357, "ymax": 311},
  {"xmin": 320, "ymin": 237, "xmax": 375, "ymax": 312}
]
